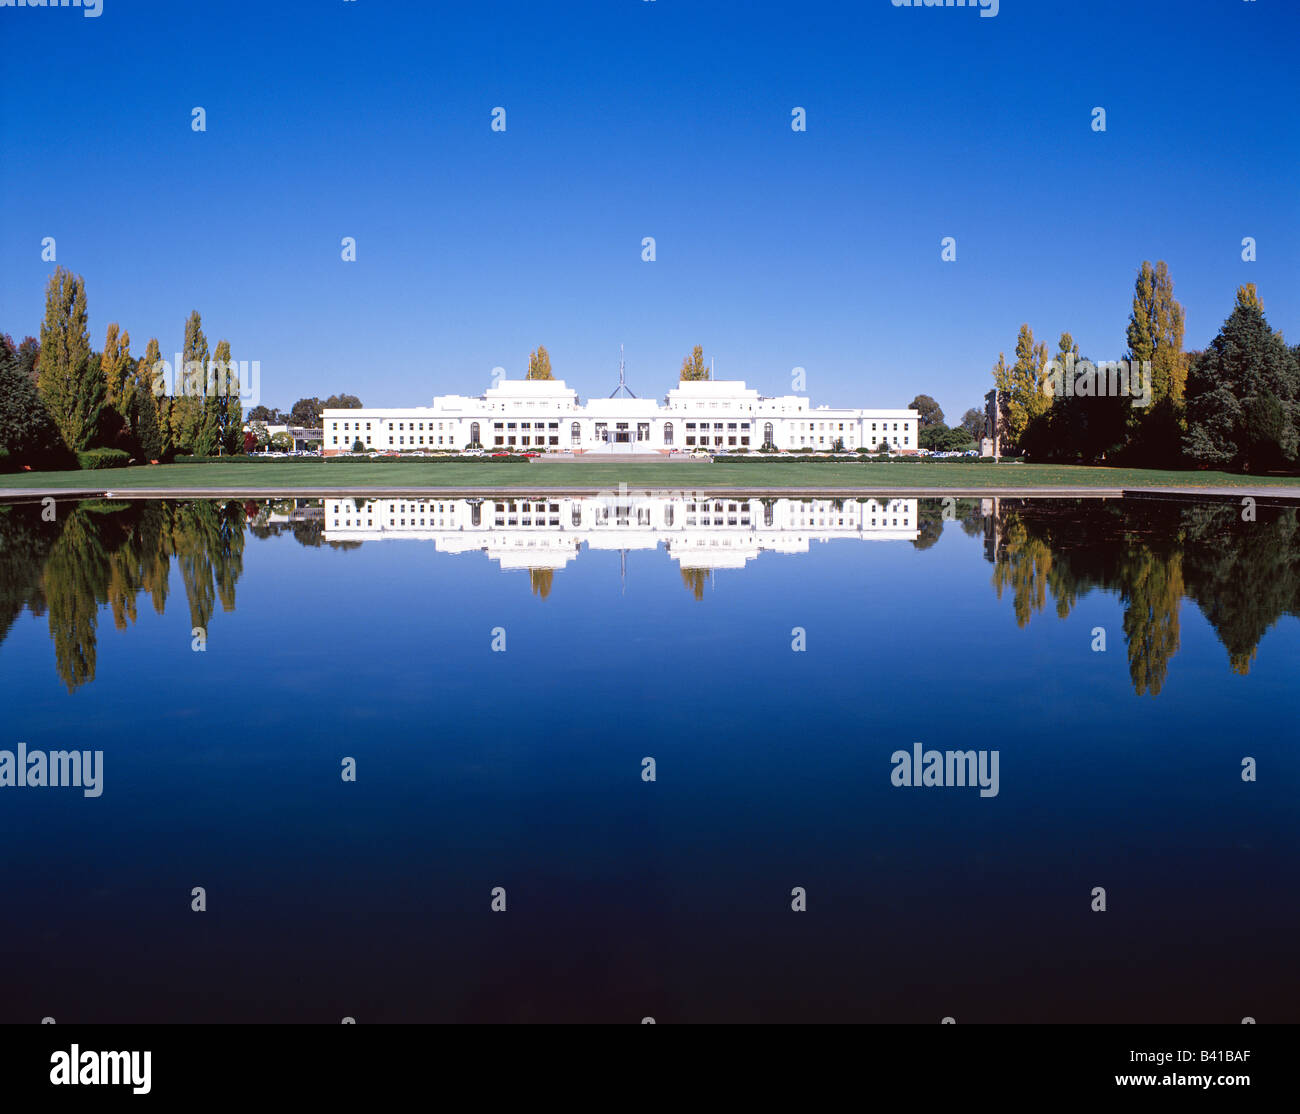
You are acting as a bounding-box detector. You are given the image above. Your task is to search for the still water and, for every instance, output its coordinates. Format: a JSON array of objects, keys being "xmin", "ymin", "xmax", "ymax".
[{"xmin": 1, "ymin": 493, "xmax": 1296, "ymax": 1022}]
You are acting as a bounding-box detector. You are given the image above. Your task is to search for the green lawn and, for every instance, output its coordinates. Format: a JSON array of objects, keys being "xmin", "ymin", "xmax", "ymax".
[{"xmin": 4, "ymin": 459, "xmax": 1300, "ymax": 492}]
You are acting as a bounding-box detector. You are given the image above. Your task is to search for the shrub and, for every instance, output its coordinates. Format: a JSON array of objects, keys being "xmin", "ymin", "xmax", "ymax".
[{"xmin": 77, "ymin": 448, "xmax": 131, "ymax": 470}]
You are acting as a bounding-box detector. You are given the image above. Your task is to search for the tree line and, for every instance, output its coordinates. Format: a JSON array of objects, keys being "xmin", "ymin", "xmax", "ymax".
[
  {"xmin": 1, "ymin": 268, "xmax": 243, "ymax": 469},
  {"xmin": 990, "ymin": 264, "xmax": 1300, "ymax": 471}
]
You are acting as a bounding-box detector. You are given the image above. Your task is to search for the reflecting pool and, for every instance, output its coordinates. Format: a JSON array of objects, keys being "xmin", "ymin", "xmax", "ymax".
[{"xmin": 1, "ymin": 494, "xmax": 1296, "ymax": 1021}]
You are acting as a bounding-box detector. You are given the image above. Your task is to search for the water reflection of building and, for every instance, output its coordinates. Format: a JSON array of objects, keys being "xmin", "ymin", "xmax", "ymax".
[{"xmin": 322, "ymin": 495, "xmax": 919, "ymax": 570}]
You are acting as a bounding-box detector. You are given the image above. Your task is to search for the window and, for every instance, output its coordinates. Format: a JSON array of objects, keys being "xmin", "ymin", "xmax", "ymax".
[
  {"xmin": 571, "ymin": 421, "xmax": 581, "ymax": 444},
  {"xmin": 763, "ymin": 422, "xmax": 774, "ymax": 447},
  {"xmin": 470, "ymin": 422, "xmax": 480, "ymax": 445},
  {"xmin": 663, "ymin": 422, "xmax": 674, "ymax": 445}
]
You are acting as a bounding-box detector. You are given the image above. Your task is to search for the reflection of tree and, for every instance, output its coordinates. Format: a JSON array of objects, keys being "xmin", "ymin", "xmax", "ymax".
[
  {"xmin": 0, "ymin": 499, "xmax": 249, "ymax": 692},
  {"xmin": 0, "ymin": 504, "xmax": 59, "ymax": 646},
  {"xmin": 529, "ymin": 568, "xmax": 553, "ymax": 599},
  {"xmin": 912, "ymin": 498, "xmax": 983, "ymax": 551},
  {"xmin": 911, "ymin": 503, "xmax": 944, "ymax": 551},
  {"xmin": 983, "ymin": 498, "xmax": 1300, "ymax": 696},
  {"xmin": 168, "ymin": 501, "xmax": 246, "ymax": 630},
  {"xmin": 1120, "ymin": 550, "xmax": 1183, "ymax": 696},
  {"xmin": 43, "ymin": 506, "xmax": 112, "ymax": 691},
  {"xmin": 680, "ymin": 567, "xmax": 711, "ymax": 601},
  {"xmin": 1180, "ymin": 504, "xmax": 1300, "ymax": 676},
  {"xmin": 991, "ymin": 516, "xmax": 1054, "ymax": 627}
]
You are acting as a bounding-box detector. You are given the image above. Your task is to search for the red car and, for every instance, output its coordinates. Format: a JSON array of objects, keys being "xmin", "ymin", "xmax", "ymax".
[{"xmin": 491, "ymin": 451, "xmax": 511, "ymax": 457}]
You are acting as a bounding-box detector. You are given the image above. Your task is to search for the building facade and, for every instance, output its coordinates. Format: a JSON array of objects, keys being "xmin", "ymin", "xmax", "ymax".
[{"xmin": 321, "ymin": 379, "xmax": 918, "ymax": 455}]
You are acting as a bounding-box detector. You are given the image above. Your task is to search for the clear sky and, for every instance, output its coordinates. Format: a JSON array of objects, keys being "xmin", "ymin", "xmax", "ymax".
[{"xmin": 2, "ymin": 0, "xmax": 1296, "ymax": 421}]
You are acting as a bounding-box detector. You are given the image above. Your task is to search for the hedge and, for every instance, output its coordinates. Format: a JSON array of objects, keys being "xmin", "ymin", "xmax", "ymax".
[
  {"xmin": 77, "ymin": 448, "xmax": 131, "ymax": 470},
  {"xmin": 165, "ymin": 452, "xmax": 531, "ymax": 465},
  {"xmin": 710, "ymin": 453, "xmax": 1015, "ymax": 465}
]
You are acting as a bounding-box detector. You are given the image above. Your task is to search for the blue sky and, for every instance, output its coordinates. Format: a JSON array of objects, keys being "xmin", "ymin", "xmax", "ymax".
[{"xmin": 2, "ymin": 0, "xmax": 1296, "ymax": 421}]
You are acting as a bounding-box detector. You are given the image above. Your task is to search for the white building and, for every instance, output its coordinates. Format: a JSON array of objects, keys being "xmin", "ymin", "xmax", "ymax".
[
  {"xmin": 321, "ymin": 494, "xmax": 920, "ymax": 571},
  {"xmin": 321, "ymin": 378, "xmax": 918, "ymax": 455}
]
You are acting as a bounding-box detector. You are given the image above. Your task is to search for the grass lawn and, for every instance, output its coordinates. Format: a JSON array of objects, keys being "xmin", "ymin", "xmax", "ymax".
[{"xmin": 3, "ymin": 459, "xmax": 1300, "ymax": 492}]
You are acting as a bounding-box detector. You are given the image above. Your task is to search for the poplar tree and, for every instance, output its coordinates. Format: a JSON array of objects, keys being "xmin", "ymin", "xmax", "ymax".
[
  {"xmin": 679, "ymin": 345, "xmax": 709, "ymax": 381},
  {"xmin": 207, "ymin": 338, "xmax": 243, "ymax": 455},
  {"xmin": 131, "ymin": 378, "xmax": 163, "ymax": 461},
  {"xmin": 991, "ymin": 326, "xmax": 1049, "ymax": 450},
  {"xmin": 172, "ymin": 311, "xmax": 208, "ymax": 453},
  {"xmin": 101, "ymin": 323, "xmax": 134, "ymax": 415},
  {"xmin": 138, "ymin": 338, "xmax": 171, "ymax": 456},
  {"xmin": 1126, "ymin": 261, "xmax": 1187, "ymax": 407},
  {"xmin": 526, "ymin": 345, "xmax": 553, "ymax": 380},
  {"xmin": 1126, "ymin": 261, "xmax": 1188, "ymax": 462},
  {"xmin": 37, "ymin": 267, "xmax": 103, "ymax": 451}
]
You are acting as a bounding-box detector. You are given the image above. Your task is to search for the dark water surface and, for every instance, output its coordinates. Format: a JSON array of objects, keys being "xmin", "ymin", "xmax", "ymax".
[{"xmin": 1, "ymin": 494, "xmax": 1296, "ymax": 1022}]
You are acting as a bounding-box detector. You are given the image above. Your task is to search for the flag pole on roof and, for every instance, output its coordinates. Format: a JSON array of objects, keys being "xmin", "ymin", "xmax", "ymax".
[{"xmin": 609, "ymin": 344, "xmax": 637, "ymax": 398}]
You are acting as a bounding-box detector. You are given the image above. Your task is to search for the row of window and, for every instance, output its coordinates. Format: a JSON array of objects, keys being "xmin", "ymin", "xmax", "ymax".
[{"xmin": 335, "ymin": 421, "xmax": 459, "ymax": 432}]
